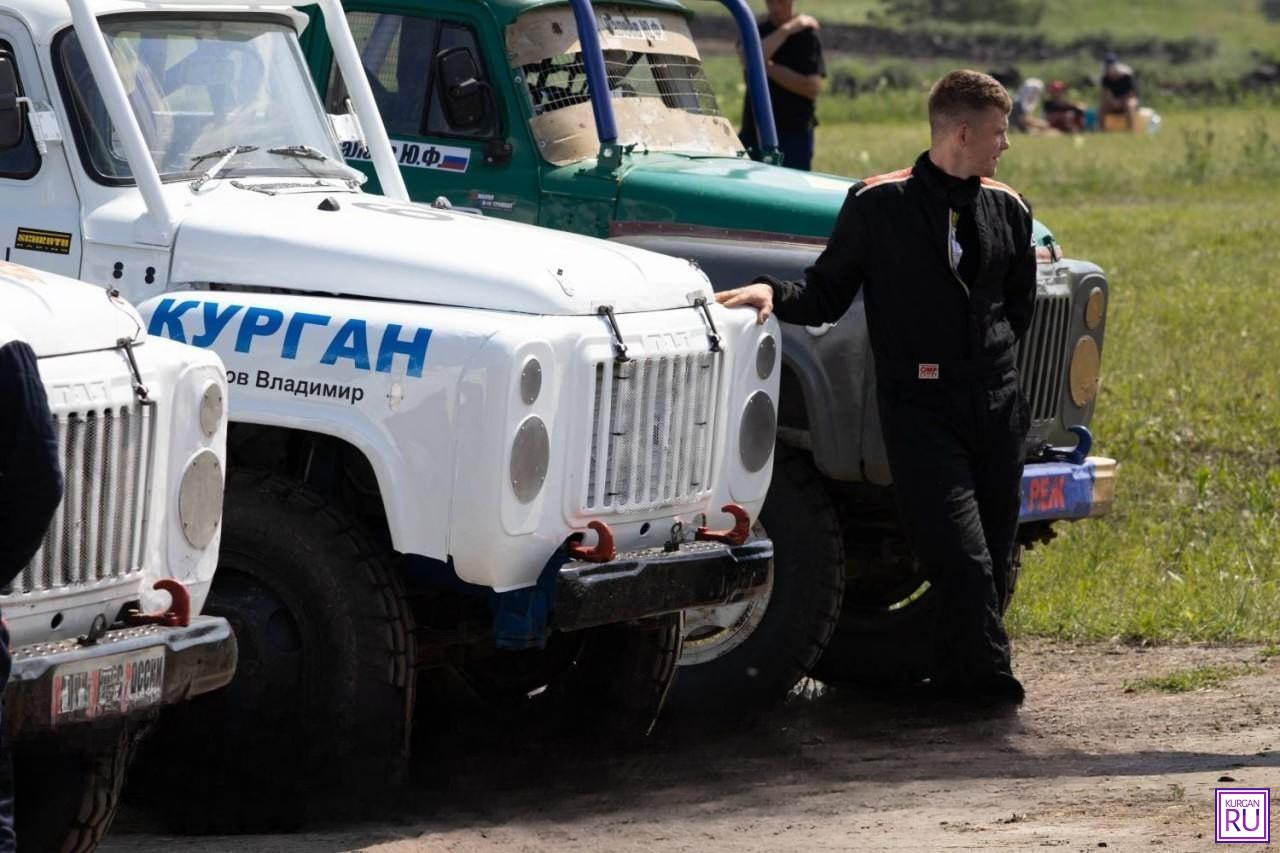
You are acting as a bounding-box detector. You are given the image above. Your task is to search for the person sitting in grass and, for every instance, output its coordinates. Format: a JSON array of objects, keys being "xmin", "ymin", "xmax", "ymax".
[
  {"xmin": 1011, "ymin": 77, "xmax": 1053, "ymax": 134},
  {"xmin": 1100, "ymin": 52, "xmax": 1139, "ymax": 131},
  {"xmin": 1044, "ymin": 80, "xmax": 1086, "ymax": 133}
]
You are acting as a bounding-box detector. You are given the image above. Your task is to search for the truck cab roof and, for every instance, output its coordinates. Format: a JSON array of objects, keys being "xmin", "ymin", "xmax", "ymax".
[
  {"xmin": 7, "ymin": 0, "xmax": 306, "ymax": 41},
  {"xmin": 429, "ymin": 0, "xmax": 692, "ymax": 28}
]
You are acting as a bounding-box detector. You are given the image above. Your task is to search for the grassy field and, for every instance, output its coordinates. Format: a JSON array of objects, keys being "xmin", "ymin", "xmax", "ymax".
[
  {"xmin": 796, "ymin": 109, "xmax": 1280, "ymax": 642},
  {"xmin": 695, "ymin": 0, "xmax": 1280, "ymax": 121},
  {"xmin": 692, "ymin": 0, "xmax": 1280, "ymax": 51}
]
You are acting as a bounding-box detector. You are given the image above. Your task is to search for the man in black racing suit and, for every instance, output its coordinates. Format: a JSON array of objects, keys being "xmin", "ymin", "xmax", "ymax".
[{"xmin": 718, "ymin": 69, "xmax": 1036, "ymax": 707}]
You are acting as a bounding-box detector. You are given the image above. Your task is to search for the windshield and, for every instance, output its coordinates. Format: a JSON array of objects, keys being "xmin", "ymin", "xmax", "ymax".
[
  {"xmin": 508, "ymin": 6, "xmax": 742, "ymax": 165},
  {"xmin": 58, "ymin": 15, "xmax": 348, "ymax": 182}
]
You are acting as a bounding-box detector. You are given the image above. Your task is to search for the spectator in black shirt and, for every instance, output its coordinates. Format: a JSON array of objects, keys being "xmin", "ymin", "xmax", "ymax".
[
  {"xmin": 0, "ymin": 336, "xmax": 65, "ymax": 853},
  {"xmin": 739, "ymin": 0, "xmax": 826, "ymax": 171},
  {"xmin": 1100, "ymin": 52, "xmax": 1139, "ymax": 131}
]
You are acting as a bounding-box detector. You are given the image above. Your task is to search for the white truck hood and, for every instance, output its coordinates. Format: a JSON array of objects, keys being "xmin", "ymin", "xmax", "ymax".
[
  {"xmin": 169, "ymin": 186, "xmax": 713, "ymax": 315},
  {"xmin": 0, "ymin": 261, "xmax": 144, "ymax": 357}
]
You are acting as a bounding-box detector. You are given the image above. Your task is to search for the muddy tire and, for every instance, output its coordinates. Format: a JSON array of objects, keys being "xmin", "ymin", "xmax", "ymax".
[
  {"xmin": 815, "ymin": 546, "xmax": 1021, "ymax": 689},
  {"xmin": 665, "ymin": 444, "xmax": 845, "ymax": 715},
  {"xmin": 129, "ymin": 470, "xmax": 412, "ymax": 833},
  {"xmin": 429, "ymin": 612, "xmax": 682, "ymax": 744},
  {"xmin": 13, "ymin": 726, "xmax": 134, "ymax": 853}
]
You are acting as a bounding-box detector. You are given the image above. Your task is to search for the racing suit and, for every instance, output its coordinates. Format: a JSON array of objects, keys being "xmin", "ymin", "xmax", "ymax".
[{"xmin": 758, "ymin": 151, "xmax": 1036, "ymax": 699}]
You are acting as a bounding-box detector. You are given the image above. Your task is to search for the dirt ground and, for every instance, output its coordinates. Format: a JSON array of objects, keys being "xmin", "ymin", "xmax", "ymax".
[{"xmin": 105, "ymin": 639, "xmax": 1280, "ymax": 852}]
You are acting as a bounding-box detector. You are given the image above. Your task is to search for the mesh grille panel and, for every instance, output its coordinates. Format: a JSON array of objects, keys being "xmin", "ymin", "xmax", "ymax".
[
  {"xmin": 584, "ymin": 350, "xmax": 720, "ymax": 512},
  {"xmin": 11, "ymin": 403, "xmax": 154, "ymax": 597},
  {"xmin": 1017, "ymin": 292, "xmax": 1072, "ymax": 423}
]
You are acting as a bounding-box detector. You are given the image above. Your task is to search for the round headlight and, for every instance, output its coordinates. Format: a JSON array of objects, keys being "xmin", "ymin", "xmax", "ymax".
[
  {"xmin": 1085, "ymin": 286, "xmax": 1106, "ymax": 330},
  {"xmin": 1069, "ymin": 336, "xmax": 1101, "ymax": 406},
  {"xmin": 199, "ymin": 382, "xmax": 224, "ymax": 437},
  {"xmin": 520, "ymin": 357, "xmax": 542, "ymax": 405},
  {"xmin": 179, "ymin": 449, "xmax": 224, "ymax": 549},
  {"xmin": 510, "ymin": 416, "xmax": 550, "ymax": 503},
  {"xmin": 756, "ymin": 334, "xmax": 777, "ymax": 381},
  {"xmin": 738, "ymin": 391, "xmax": 776, "ymax": 473}
]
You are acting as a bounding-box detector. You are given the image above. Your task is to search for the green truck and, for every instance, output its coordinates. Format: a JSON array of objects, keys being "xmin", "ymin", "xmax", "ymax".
[{"xmin": 300, "ymin": 0, "xmax": 1116, "ymax": 708}]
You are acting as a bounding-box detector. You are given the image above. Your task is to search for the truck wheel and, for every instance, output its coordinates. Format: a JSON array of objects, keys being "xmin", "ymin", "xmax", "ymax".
[
  {"xmin": 664, "ymin": 444, "xmax": 845, "ymax": 715},
  {"xmin": 13, "ymin": 727, "xmax": 134, "ymax": 853},
  {"xmin": 814, "ymin": 546, "xmax": 1022, "ymax": 689},
  {"xmin": 432, "ymin": 612, "xmax": 681, "ymax": 742},
  {"xmin": 130, "ymin": 470, "xmax": 412, "ymax": 832}
]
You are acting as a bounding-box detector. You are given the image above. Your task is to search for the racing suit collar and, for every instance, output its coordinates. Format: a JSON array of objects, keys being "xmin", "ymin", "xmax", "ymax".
[{"xmin": 914, "ymin": 151, "xmax": 981, "ymax": 209}]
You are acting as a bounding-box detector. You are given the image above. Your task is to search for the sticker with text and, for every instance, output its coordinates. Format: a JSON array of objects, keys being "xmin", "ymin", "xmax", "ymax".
[
  {"xmin": 342, "ymin": 140, "xmax": 471, "ymax": 173},
  {"xmin": 1216, "ymin": 788, "xmax": 1270, "ymax": 844}
]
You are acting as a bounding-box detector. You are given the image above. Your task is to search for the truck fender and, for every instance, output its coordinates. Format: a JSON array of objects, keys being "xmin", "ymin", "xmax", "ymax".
[{"xmin": 133, "ymin": 289, "xmax": 494, "ymax": 565}]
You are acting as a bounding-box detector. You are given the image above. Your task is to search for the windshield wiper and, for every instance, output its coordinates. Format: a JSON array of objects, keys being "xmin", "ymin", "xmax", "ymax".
[
  {"xmin": 267, "ymin": 144, "xmax": 330, "ymax": 162},
  {"xmin": 190, "ymin": 144, "xmax": 258, "ymax": 192},
  {"xmin": 190, "ymin": 144, "xmax": 259, "ymax": 166},
  {"xmin": 267, "ymin": 144, "xmax": 365, "ymax": 182}
]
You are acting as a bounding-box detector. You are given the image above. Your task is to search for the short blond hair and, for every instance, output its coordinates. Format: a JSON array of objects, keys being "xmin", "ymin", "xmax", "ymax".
[{"xmin": 928, "ymin": 70, "xmax": 1012, "ymax": 134}]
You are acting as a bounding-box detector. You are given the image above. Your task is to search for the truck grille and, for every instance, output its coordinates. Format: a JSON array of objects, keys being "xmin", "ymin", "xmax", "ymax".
[
  {"xmin": 14, "ymin": 403, "xmax": 155, "ymax": 595},
  {"xmin": 585, "ymin": 352, "xmax": 721, "ymax": 512},
  {"xmin": 1017, "ymin": 291, "xmax": 1072, "ymax": 423}
]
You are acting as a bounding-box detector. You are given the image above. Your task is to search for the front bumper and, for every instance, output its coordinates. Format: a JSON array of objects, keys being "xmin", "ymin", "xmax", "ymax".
[
  {"xmin": 1020, "ymin": 456, "xmax": 1118, "ymax": 522},
  {"xmin": 4, "ymin": 616, "xmax": 237, "ymax": 736},
  {"xmin": 553, "ymin": 539, "xmax": 773, "ymax": 632}
]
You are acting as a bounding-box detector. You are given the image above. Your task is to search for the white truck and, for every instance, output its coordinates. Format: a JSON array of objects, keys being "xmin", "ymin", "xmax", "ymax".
[
  {"xmin": 0, "ymin": 257, "xmax": 234, "ymax": 852},
  {"xmin": 0, "ymin": 0, "xmax": 780, "ymax": 831}
]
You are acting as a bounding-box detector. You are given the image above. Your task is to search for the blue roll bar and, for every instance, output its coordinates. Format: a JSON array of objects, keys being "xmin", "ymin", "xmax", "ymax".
[
  {"xmin": 719, "ymin": 0, "xmax": 779, "ymax": 153},
  {"xmin": 565, "ymin": 0, "xmax": 779, "ymax": 158}
]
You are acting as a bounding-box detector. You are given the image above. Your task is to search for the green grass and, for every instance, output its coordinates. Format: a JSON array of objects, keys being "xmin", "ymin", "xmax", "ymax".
[
  {"xmin": 694, "ymin": 0, "xmax": 1280, "ymax": 118},
  {"xmin": 692, "ymin": 0, "xmax": 1280, "ymax": 52},
  {"xmin": 999, "ymin": 111, "xmax": 1280, "ymax": 643},
  {"xmin": 1124, "ymin": 664, "xmax": 1258, "ymax": 694}
]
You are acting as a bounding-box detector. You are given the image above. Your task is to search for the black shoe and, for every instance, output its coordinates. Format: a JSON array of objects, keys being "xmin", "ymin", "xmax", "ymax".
[{"xmin": 932, "ymin": 672, "xmax": 1025, "ymax": 711}]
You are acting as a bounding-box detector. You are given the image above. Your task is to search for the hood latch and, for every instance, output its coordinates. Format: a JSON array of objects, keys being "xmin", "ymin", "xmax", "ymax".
[
  {"xmin": 597, "ymin": 305, "xmax": 630, "ymax": 363},
  {"xmin": 693, "ymin": 297, "xmax": 722, "ymax": 354},
  {"xmin": 116, "ymin": 336, "xmax": 150, "ymax": 402}
]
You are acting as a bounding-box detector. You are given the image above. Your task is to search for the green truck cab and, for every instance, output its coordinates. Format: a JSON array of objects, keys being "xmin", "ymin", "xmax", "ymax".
[{"xmin": 301, "ymin": 0, "xmax": 1116, "ymax": 707}]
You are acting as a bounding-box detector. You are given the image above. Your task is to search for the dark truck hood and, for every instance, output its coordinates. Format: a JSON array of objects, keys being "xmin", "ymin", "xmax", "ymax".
[
  {"xmin": 611, "ymin": 154, "xmax": 854, "ymax": 241},
  {"xmin": 606, "ymin": 153, "xmax": 1055, "ymax": 247}
]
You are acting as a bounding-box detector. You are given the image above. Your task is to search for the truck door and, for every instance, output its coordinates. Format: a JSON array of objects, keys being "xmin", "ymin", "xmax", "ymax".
[
  {"xmin": 322, "ymin": 10, "xmax": 540, "ymax": 224},
  {"xmin": 0, "ymin": 21, "xmax": 82, "ymax": 276}
]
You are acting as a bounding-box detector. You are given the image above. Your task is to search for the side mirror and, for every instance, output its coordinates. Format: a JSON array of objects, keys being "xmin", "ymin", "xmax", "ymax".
[
  {"xmin": 0, "ymin": 54, "xmax": 25, "ymax": 151},
  {"xmin": 436, "ymin": 46, "xmax": 490, "ymax": 131}
]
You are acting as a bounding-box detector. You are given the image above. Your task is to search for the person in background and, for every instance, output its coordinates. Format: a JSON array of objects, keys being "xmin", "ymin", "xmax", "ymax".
[
  {"xmin": 0, "ymin": 335, "xmax": 65, "ymax": 853},
  {"xmin": 739, "ymin": 0, "xmax": 826, "ymax": 171},
  {"xmin": 717, "ymin": 70, "xmax": 1035, "ymax": 710},
  {"xmin": 1044, "ymin": 80, "xmax": 1086, "ymax": 133},
  {"xmin": 1010, "ymin": 77, "xmax": 1051, "ymax": 134},
  {"xmin": 1100, "ymin": 52, "xmax": 1139, "ymax": 131}
]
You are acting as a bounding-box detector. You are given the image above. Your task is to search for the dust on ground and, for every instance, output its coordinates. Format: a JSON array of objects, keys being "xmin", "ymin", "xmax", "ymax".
[{"xmin": 105, "ymin": 639, "xmax": 1280, "ymax": 852}]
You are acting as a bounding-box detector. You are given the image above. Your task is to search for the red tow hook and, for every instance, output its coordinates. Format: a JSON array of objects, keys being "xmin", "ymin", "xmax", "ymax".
[
  {"xmin": 126, "ymin": 579, "xmax": 192, "ymax": 628},
  {"xmin": 567, "ymin": 520, "xmax": 617, "ymax": 563},
  {"xmin": 696, "ymin": 504, "xmax": 751, "ymax": 547}
]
